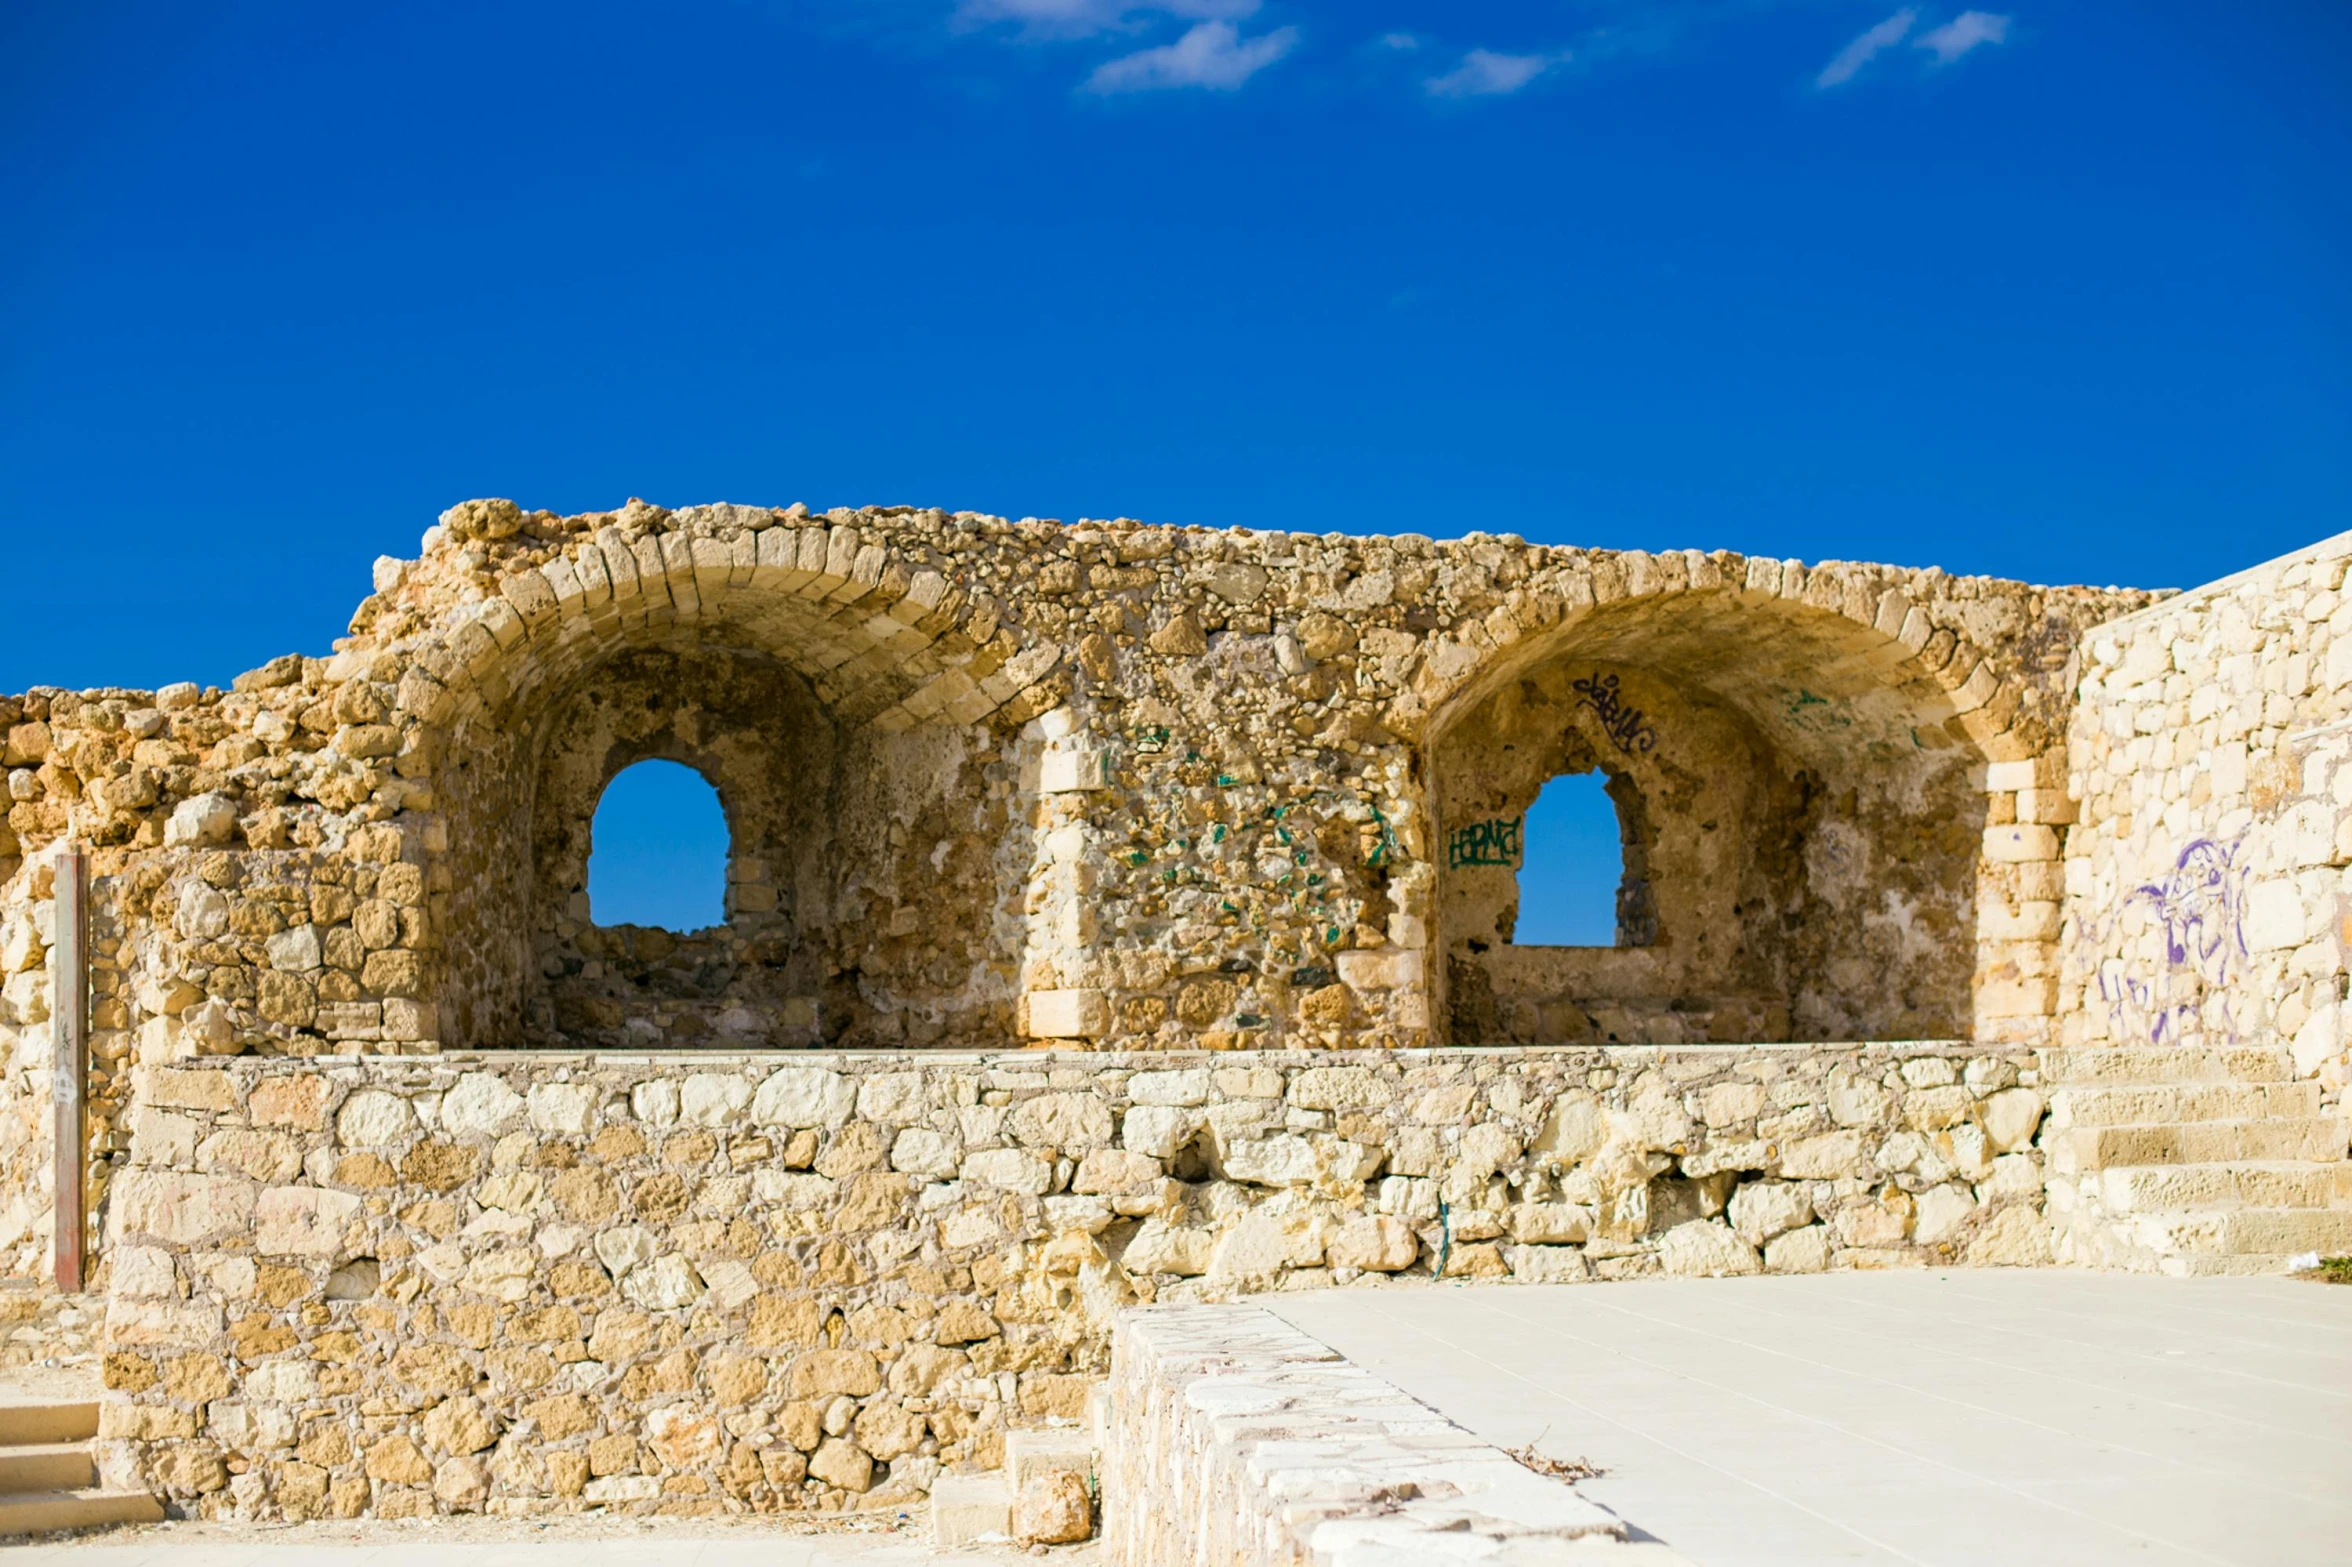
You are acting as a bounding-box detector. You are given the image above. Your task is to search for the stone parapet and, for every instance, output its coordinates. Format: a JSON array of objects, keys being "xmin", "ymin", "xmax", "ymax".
[
  {"xmin": 1101, "ymin": 1303, "xmax": 1656, "ymax": 1566},
  {"xmin": 91, "ymin": 1042, "xmax": 2049, "ymax": 1520}
]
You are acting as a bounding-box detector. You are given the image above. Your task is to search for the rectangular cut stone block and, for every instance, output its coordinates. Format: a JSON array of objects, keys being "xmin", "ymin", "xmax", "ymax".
[
  {"xmin": 1986, "ymin": 756, "xmax": 2062, "ymax": 791},
  {"xmin": 1039, "ymin": 749, "xmax": 1109, "ymax": 794},
  {"xmin": 1980, "ymin": 901, "xmax": 2061, "ymax": 940},
  {"xmin": 2242, "ymin": 879, "xmax": 2308, "ymax": 952},
  {"xmin": 933, "ymin": 1472, "xmax": 1011, "ymax": 1547},
  {"xmin": 1023, "ymin": 989, "xmax": 1110, "ymax": 1039},
  {"xmin": 1983, "ymin": 824, "xmax": 2060, "ymax": 863},
  {"xmin": 1336, "ymin": 949, "xmax": 1424, "ymax": 992},
  {"xmin": 1976, "ymin": 977, "xmax": 2059, "ymax": 1018},
  {"xmin": 2013, "ymin": 787, "xmax": 2077, "ymax": 824},
  {"xmin": 1006, "ymin": 1428, "xmax": 1096, "ymax": 1490}
]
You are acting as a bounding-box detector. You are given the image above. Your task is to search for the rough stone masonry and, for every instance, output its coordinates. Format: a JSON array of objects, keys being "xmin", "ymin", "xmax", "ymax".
[{"xmin": 0, "ymin": 497, "xmax": 2342, "ymax": 1522}]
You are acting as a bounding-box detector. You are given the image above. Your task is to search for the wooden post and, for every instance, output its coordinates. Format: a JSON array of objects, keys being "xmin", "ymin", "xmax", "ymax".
[{"xmin": 51, "ymin": 844, "xmax": 87, "ymax": 1295}]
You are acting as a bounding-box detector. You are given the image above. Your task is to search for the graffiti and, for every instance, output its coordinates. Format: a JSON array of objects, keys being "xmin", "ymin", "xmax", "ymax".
[
  {"xmin": 2095, "ymin": 837, "xmax": 2248, "ymax": 1047},
  {"xmin": 1570, "ymin": 672, "xmax": 1658, "ymax": 756},
  {"xmin": 1447, "ymin": 816, "xmax": 1522, "ymax": 869},
  {"xmin": 1781, "ymin": 687, "xmax": 1855, "ymax": 735}
]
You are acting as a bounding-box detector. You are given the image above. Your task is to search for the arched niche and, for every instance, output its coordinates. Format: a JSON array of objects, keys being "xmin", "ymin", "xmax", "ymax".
[
  {"xmin": 525, "ymin": 646, "xmax": 838, "ymax": 1047},
  {"xmin": 437, "ymin": 637, "xmax": 1020, "ymax": 1051},
  {"xmin": 1429, "ymin": 594, "xmax": 1992, "ymax": 1046}
]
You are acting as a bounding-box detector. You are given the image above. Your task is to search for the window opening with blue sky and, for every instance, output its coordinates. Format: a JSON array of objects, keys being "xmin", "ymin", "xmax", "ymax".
[
  {"xmin": 1514, "ymin": 770, "xmax": 1625, "ymax": 948},
  {"xmin": 587, "ymin": 760, "xmax": 730, "ymax": 932}
]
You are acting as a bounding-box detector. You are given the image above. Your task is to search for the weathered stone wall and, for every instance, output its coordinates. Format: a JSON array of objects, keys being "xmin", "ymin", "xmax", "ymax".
[
  {"xmin": 0, "ymin": 498, "xmax": 2142, "ymax": 1085},
  {"xmin": 0, "ymin": 828, "xmax": 157, "ymax": 1279},
  {"xmin": 1436, "ymin": 654, "xmax": 1982, "ymax": 1046},
  {"xmin": 95, "ymin": 1042, "xmax": 2048, "ymax": 1518},
  {"xmin": 15, "ymin": 497, "xmax": 2352, "ymax": 1521},
  {"xmin": 1102, "ymin": 1304, "xmax": 1634, "ymax": 1565},
  {"xmin": 2062, "ymin": 531, "xmax": 2352, "ymax": 1100},
  {"xmin": 520, "ymin": 646, "xmax": 1018, "ymax": 1050}
]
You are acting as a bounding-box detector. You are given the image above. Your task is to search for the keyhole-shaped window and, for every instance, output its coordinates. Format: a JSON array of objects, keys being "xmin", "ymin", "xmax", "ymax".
[{"xmin": 587, "ymin": 760, "xmax": 728, "ymax": 931}]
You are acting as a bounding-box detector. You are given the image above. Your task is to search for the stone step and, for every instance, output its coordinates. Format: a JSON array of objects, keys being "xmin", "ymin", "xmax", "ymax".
[
  {"xmin": 1005, "ymin": 1426, "xmax": 1097, "ymax": 1490},
  {"xmin": 0, "ymin": 1442, "xmax": 94, "ymax": 1493},
  {"xmin": 2040, "ymin": 1046, "xmax": 2297, "ymax": 1085},
  {"xmin": 0, "ymin": 1402, "xmax": 96, "ymax": 1447},
  {"xmin": 2055, "ymin": 1117, "xmax": 2350, "ymax": 1171},
  {"xmin": 2049, "ymin": 1081, "xmax": 2322, "ymax": 1129},
  {"xmin": 0, "ymin": 1486, "xmax": 164, "ymax": 1537},
  {"xmin": 931, "ymin": 1472, "xmax": 1011, "ymax": 1549},
  {"xmin": 2159, "ymin": 1252, "xmax": 2318, "ymax": 1278},
  {"xmin": 2128, "ymin": 1207, "xmax": 2352, "ymax": 1257},
  {"xmin": 2097, "ymin": 1161, "xmax": 2352, "ymax": 1215}
]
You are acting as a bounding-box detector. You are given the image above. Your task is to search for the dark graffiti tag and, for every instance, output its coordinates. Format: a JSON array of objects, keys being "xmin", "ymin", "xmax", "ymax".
[
  {"xmin": 2095, "ymin": 836, "xmax": 2248, "ymax": 1047},
  {"xmin": 1570, "ymin": 672, "xmax": 1658, "ymax": 756},
  {"xmin": 1447, "ymin": 816, "xmax": 1522, "ymax": 869}
]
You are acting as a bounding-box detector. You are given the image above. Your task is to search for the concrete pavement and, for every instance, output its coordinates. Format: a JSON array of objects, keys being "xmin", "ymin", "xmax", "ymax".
[{"xmin": 1270, "ymin": 1270, "xmax": 2351, "ymax": 1567}]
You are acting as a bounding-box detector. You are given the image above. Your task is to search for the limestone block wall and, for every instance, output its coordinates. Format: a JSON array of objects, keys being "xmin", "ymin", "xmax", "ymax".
[
  {"xmin": 95, "ymin": 1043, "xmax": 2047, "ymax": 1519},
  {"xmin": 2063, "ymin": 531, "xmax": 2352, "ymax": 1101},
  {"xmin": 1102, "ymin": 1304, "xmax": 1630, "ymax": 1565}
]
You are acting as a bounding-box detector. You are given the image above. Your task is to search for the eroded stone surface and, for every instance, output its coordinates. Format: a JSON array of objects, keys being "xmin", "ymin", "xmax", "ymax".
[
  {"xmin": 82, "ymin": 1045, "xmax": 2049, "ymax": 1520},
  {"xmin": 0, "ymin": 499, "xmax": 2344, "ymax": 1524},
  {"xmin": 1103, "ymin": 1303, "xmax": 1639, "ymax": 1565}
]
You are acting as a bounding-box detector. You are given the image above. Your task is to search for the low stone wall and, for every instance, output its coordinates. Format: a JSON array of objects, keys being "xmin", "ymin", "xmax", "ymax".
[
  {"xmin": 0, "ymin": 1284, "xmax": 97, "ymax": 1373},
  {"xmin": 95, "ymin": 1042, "xmax": 2051, "ymax": 1519},
  {"xmin": 1102, "ymin": 1303, "xmax": 1645, "ymax": 1566}
]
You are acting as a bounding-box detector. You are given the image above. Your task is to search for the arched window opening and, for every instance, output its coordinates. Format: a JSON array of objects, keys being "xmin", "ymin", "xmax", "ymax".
[
  {"xmin": 587, "ymin": 760, "xmax": 729, "ymax": 932},
  {"xmin": 1514, "ymin": 770, "xmax": 1652, "ymax": 947}
]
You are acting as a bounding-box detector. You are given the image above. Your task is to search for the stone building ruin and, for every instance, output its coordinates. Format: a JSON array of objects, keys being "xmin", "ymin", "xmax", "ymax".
[{"xmin": 0, "ymin": 496, "xmax": 2343, "ymax": 1524}]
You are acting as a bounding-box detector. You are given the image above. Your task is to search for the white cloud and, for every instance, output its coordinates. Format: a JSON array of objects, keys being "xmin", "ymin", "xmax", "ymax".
[
  {"xmin": 1425, "ymin": 48, "xmax": 1565, "ymax": 99},
  {"xmin": 1915, "ymin": 10, "xmax": 2010, "ymax": 64},
  {"xmin": 1815, "ymin": 9, "xmax": 1914, "ymax": 88},
  {"xmin": 1084, "ymin": 20, "xmax": 1300, "ymax": 92},
  {"xmin": 1377, "ymin": 32, "xmax": 1421, "ymax": 52},
  {"xmin": 957, "ymin": 0, "xmax": 1258, "ymax": 42}
]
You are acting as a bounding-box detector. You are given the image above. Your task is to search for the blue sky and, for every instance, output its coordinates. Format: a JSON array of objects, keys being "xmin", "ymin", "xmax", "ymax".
[
  {"xmin": 3, "ymin": 3, "xmax": 2346, "ymax": 697},
  {"xmin": 589, "ymin": 761, "xmax": 730, "ymax": 931}
]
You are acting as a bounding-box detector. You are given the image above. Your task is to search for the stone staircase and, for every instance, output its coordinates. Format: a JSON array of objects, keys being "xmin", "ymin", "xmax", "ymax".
[
  {"xmin": 0, "ymin": 1395, "xmax": 163, "ymax": 1536},
  {"xmin": 932, "ymin": 1420, "xmax": 1099, "ymax": 1549},
  {"xmin": 2044, "ymin": 1046, "xmax": 2352, "ymax": 1276}
]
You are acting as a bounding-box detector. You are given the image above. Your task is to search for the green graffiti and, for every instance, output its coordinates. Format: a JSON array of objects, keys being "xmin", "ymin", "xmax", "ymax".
[{"xmin": 1447, "ymin": 815, "xmax": 1522, "ymax": 869}]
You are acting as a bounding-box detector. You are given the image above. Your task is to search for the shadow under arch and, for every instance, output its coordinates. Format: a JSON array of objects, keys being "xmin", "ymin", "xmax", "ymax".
[
  {"xmin": 407, "ymin": 514, "xmax": 1065, "ymax": 1048},
  {"xmin": 1418, "ymin": 582, "xmax": 2023, "ymax": 1047}
]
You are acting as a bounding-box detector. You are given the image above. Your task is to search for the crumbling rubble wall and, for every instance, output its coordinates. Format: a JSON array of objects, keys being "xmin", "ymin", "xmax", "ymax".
[
  {"xmin": 1426, "ymin": 562, "xmax": 2129, "ymax": 1053},
  {"xmin": 96, "ymin": 1043, "xmax": 2049, "ymax": 1518},
  {"xmin": 0, "ymin": 496, "xmax": 2141, "ymax": 1295},
  {"xmin": 0, "ymin": 499, "xmax": 2133, "ymax": 1084}
]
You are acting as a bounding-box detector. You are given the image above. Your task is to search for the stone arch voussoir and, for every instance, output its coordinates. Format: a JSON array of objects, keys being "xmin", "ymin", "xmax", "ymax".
[
  {"xmin": 401, "ymin": 518, "xmax": 1063, "ymax": 735},
  {"xmin": 1400, "ymin": 552, "xmax": 2029, "ymax": 766}
]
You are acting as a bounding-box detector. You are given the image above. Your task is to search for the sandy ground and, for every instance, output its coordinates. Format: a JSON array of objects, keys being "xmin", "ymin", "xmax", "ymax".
[{"xmin": 4, "ymin": 1508, "xmax": 1101, "ymax": 1562}]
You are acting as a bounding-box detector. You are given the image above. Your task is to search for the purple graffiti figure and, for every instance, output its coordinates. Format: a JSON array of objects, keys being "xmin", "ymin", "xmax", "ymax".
[{"xmin": 2097, "ymin": 837, "xmax": 2247, "ymax": 1046}]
